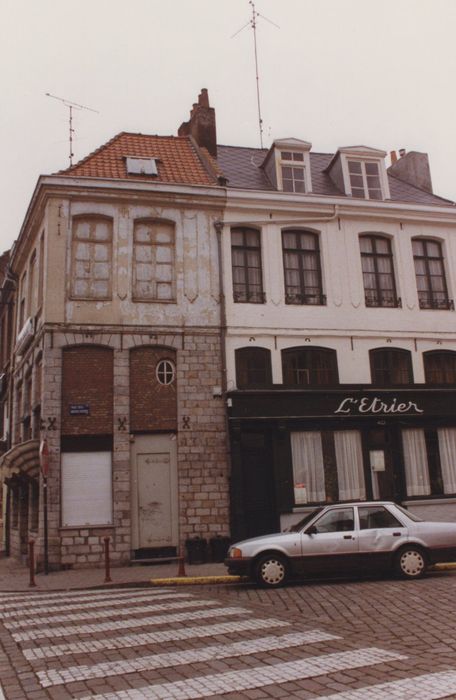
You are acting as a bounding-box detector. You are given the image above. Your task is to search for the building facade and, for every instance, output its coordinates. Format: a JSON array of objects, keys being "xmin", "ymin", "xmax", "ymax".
[
  {"xmin": 3, "ymin": 90, "xmax": 456, "ymax": 568},
  {"xmin": 217, "ymin": 140, "xmax": 456, "ymax": 540},
  {"xmin": 1, "ymin": 93, "xmax": 231, "ymax": 568}
]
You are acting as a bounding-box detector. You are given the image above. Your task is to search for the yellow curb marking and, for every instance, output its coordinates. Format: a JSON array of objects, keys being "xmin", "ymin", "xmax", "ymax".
[{"xmin": 149, "ymin": 575, "xmax": 246, "ymax": 586}]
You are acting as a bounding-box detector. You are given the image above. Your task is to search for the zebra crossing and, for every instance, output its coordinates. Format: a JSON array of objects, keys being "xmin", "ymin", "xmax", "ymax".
[{"xmin": 0, "ymin": 586, "xmax": 456, "ymax": 699}]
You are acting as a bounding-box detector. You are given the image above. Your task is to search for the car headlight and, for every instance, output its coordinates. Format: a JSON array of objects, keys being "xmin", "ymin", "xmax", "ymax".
[{"xmin": 229, "ymin": 547, "xmax": 243, "ymax": 558}]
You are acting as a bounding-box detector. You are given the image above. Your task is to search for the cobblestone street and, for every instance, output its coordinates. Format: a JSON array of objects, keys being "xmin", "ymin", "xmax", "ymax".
[{"xmin": 1, "ymin": 570, "xmax": 456, "ymax": 698}]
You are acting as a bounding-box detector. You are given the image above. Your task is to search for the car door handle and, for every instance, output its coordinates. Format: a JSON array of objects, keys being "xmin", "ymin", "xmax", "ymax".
[
  {"xmin": 392, "ymin": 532, "xmax": 402, "ymax": 536},
  {"xmin": 343, "ymin": 535, "xmax": 354, "ymax": 540}
]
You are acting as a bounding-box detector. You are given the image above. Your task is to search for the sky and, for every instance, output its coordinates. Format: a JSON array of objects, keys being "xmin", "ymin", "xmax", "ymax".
[{"xmin": 2, "ymin": 0, "xmax": 456, "ymax": 252}]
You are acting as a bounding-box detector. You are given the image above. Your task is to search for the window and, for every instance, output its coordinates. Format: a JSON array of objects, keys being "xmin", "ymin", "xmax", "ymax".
[
  {"xmin": 18, "ymin": 272, "xmax": 27, "ymax": 331},
  {"xmin": 290, "ymin": 432, "xmax": 326, "ymax": 503},
  {"xmin": 231, "ymin": 228, "xmax": 264, "ymax": 303},
  {"xmin": 282, "ymin": 347, "xmax": 338, "ymax": 386},
  {"xmin": 38, "ymin": 232, "xmax": 44, "ymax": 308},
  {"xmin": 402, "ymin": 429, "xmax": 431, "ymax": 497},
  {"xmin": 235, "ymin": 347, "xmax": 272, "ymax": 388},
  {"xmin": 282, "ymin": 231, "xmax": 325, "ymax": 305},
  {"xmin": 334, "ymin": 431, "xmax": 365, "ymax": 500},
  {"xmin": 348, "ymin": 161, "xmax": 382, "ymax": 200},
  {"xmin": 280, "ymin": 151, "xmax": 306, "ymax": 193},
  {"xmin": 424, "ymin": 351, "xmax": 456, "ymax": 384},
  {"xmin": 126, "ymin": 157, "xmax": 158, "ymax": 175},
  {"xmin": 27, "ymin": 251, "xmax": 36, "ymax": 317},
  {"xmin": 61, "ymin": 452, "xmax": 113, "ymax": 526},
  {"xmin": 71, "ymin": 217, "xmax": 112, "ymax": 299},
  {"xmin": 312, "ymin": 507, "xmax": 355, "ymax": 533},
  {"xmin": 133, "ymin": 220, "xmax": 175, "ymax": 301},
  {"xmin": 360, "ymin": 235, "xmax": 399, "ymax": 307},
  {"xmin": 370, "ymin": 348, "xmax": 413, "ymax": 386},
  {"xmin": 359, "ymin": 506, "xmax": 402, "ymax": 530},
  {"xmin": 156, "ymin": 359, "xmax": 175, "ymax": 385},
  {"xmin": 412, "ymin": 239, "xmax": 452, "ymax": 310}
]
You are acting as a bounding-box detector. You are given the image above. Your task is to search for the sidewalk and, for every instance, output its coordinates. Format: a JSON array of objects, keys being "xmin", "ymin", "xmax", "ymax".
[{"xmin": 0, "ymin": 555, "xmax": 228, "ymax": 592}]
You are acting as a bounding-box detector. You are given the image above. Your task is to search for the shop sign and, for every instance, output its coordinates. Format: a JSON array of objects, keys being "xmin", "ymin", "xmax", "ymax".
[{"xmin": 334, "ymin": 396, "xmax": 424, "ymax": 416}]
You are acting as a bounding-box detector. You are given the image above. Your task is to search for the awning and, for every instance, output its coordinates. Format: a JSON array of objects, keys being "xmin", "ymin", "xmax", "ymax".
[{"xmin": 0, "ymin": 439, "xmax": 40, "ymax": 480}]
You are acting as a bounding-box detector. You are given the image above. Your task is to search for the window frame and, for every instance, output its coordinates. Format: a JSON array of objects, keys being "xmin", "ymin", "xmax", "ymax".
[
  {"xmin": 278, "ymin": 151, "xmax": 307, "ymax": 193},
  {"xmin": 132, "ymin": 219, "xmax": 176, "ymax": 303},
  {"xmin": 412, "ymin": 238, "xmax": 452, "ymax": 310},
  {"xmin": 231, "ymin": 227, "xmax": 265, "ymax": 304},
  {"xmin": 360, "ymin": 234, "xmax": 399, "ymax": 308},
  {"xmin": 70, "ymin": 215, "xmax": 113, "ymax": 301},
  {"xmin": 235, "ymin": 347, "xmax": 272, "ymax": 388},
  {"xmin": 282, "ymin": 346, "xmax": 339, "ymax": 386},
  {"xmin": 282, "ymin": 230, "xmax": 325, "ymax": 306},
  {"xmin": 347, "ymin": 159, "xmax": 383, "ymax": 200},
  {"xmin": 423, "ymin": 350, "xmax": 456, "ymax": 385},
  {"xmin": 369, "ymin": 348, "xmax": 414, "ymax": 386}
]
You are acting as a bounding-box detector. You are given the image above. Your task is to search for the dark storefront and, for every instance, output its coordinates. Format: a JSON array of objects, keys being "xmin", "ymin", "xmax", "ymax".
[{"xmin": 228, "ymin": 386, "xmax": 456, "ymax": 541}]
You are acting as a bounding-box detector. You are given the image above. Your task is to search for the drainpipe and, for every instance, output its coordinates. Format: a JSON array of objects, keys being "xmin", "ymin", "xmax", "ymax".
[
  {"xmin": 220, "ymin": 204, "xmax": 340, "ymax": 229},
  {"xmin": 214, "ymin": 219, "xmax": 230, "ymax": 470}
]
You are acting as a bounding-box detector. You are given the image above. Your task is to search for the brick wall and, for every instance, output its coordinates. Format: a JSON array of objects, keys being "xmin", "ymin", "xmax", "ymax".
[
  {"xmin": 61, "ymin": 346, "xmax": 113, "ymax": 435},
  {"xmin": 130, "ymin": 346, "xmax": 177, "ymax": 432}
]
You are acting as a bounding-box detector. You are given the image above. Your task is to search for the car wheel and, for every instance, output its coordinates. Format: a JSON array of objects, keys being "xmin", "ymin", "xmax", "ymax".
[
  {"xmin": 395, "ymin": 546, "xmax": 427, "ymax": 579},
  {"xmin": 254, "ymin": 553, "xmax": 288, "ymax": 587}
]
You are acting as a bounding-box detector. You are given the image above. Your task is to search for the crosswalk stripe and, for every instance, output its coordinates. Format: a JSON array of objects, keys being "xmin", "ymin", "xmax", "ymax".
[
  {"xmin": 12, "ymin": 605, "xmax": 250, "ymax": 642},
  {"xmin": 1, "ymin": 591, "xmax": 193, "ymax": 624},
  {"xmin": 319, "ymin": 670, "xmax": 456, "ymax": 699},
  {"xmin": 23, "ymin": 616, "xmax": 292, "ymax": 660},
  {"xmin": 36, "ymin": 631, "xmax": 342, "ymax": 687},
  {"xmin": 0, "ymin": 588, "xmax": 157, "ymax": 604},
  {"xmin": 0, "ymin": 587, "xmax": 181, "ymax": 612},
  {"xmin": 76, "ymin": 647, "xmax": 407, "ymax": 700}
]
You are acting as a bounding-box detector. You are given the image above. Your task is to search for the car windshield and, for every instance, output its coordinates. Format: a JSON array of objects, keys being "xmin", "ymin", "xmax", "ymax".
[
  {"xmin": 288, "ymin": 507, "xmax": 324, "ymax": 532},
  {"xmin": 394, "ymin": 504, "xmax": 423, "ymax": 522}
]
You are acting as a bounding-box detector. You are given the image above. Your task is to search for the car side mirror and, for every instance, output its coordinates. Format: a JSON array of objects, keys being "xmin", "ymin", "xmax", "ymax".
[{"xmin": 306, "ymin": 525, "xmax": 317, "ymax": 535}]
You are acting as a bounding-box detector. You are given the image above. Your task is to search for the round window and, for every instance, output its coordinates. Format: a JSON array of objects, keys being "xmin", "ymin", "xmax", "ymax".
[{"xmin": 156, "ymin": 359, "xmax": 176, "ymax": 385}]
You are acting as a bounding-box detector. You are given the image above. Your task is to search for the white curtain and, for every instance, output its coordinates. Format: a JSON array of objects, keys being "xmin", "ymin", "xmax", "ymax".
[
  {"xmin": 438, "ymin": 428, "xmax": 456, "ymax": 494},
  {"xmin": 334, "ymin": 431, "xmax": 366, "ymax": 500},
  {"xmin": 290, "ymin": 432, "xmax": 325, "ymax": 502},
  {"xmin": 402, "ymin": 429, "xmax": 430, "ymax": 496}
]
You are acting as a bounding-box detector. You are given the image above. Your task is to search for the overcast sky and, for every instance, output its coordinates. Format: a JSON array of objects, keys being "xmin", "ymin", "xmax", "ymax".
[{"xmin": 2, "ymin": 0, "xmax": 456, "ymax": 252}]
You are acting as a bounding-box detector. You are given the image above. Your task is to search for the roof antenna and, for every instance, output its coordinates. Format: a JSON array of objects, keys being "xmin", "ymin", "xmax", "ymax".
[
  {"xmin": 46, "ymin": 93, "xmax": 99, "ymax": 165},
  {"xmin": 231, "ymin": 1, "xmax": 279, "ymax": 149}
]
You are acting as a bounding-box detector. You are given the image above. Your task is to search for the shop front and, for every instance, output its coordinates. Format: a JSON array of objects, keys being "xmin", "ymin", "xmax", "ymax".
[{"xmin": 228, "ymin": 387, "xmax": 456, "ymax": 541}]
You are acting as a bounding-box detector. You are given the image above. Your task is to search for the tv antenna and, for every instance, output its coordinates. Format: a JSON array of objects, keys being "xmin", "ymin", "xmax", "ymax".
[
  {"xmin": 46, "ymin": 93, "xmax": 99, "ymax": 165},
  {"xmin": 232, "ymin": 1, "xmax": 279, "ymax": 148}
]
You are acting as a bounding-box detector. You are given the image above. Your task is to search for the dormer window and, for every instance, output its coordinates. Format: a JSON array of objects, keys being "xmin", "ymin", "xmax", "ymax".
[
  {"xmin": 325, "ymin": 146, "xmax": 390, "ymax": 201},
  {"xmin": 348, "ymin": 160, "xmax": 382, "ymax": 200},
  {"xmin": 280, "ymin": 151, "xmax": 306, "ymax": 193},
  {"xmin": 262, "ymin": 138, "xmax": 312, "ymax": 193}
]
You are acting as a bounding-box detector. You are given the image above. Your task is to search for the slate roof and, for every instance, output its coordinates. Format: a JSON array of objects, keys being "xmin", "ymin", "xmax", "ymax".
[
  {"xmin": 58, "ymin": 132, "xmax": 454, "ymax": 208},
  {"xmin": 217, "ymin": 145, "xmax": 455, "ymax": 207},
  {"xmin": 58, "ymin": 132, "xmax": 217, "ymax": 187}
]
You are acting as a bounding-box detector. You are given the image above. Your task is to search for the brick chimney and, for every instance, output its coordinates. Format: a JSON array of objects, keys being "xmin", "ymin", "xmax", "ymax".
[
  {"xmin": 387, "ymin": 150, "xmax": 433, "ymax": 193},
  {"xmin": 178, "ymin": 89, "xmax": 217, "ymax": 158}
]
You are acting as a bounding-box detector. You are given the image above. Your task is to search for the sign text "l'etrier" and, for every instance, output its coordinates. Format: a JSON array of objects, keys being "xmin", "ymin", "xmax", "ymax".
[{"xmin": 335, "ymin": 396, "xmax": 424, "ymax": 415}]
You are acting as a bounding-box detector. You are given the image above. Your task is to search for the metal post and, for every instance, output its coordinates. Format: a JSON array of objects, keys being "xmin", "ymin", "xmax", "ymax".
[
  {"xmin": 43, "ymin": 476, "xmax": 49, "ymax": 575},
  {"xmin": 28, "ymin": 539, "xmax": 36, "ymax": 587},
  {"xmin": 104, "ymin": 536, "xmax": 112, "ymax": 583}
]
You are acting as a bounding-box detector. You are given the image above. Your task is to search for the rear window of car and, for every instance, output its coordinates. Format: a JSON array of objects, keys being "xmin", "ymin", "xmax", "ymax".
[{"xmin": 359, "ymin": 506, "xmax": 402, "ymax": 530}]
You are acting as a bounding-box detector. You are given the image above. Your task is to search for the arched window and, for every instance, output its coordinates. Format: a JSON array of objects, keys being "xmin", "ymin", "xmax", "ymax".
[
  {"xmin": 412, "ymin": 239, "xmax": 451, "ymax": 310},
  {"xmin": 282, "ymin": 230, "xmax": 325, "ymax": 305},
  {"xmin": 282, "ymin": 347, "xmax": 338, "ymax": 386},
  {"xmin": 231, "ymin": 228, "xmax": 264, "ymax": 303},
  {"xmin": 424, "ymin": 351, "xmax": 456, "ymax": 384},
  {"xmin": 370, "ymin": 348, "xmax": 413, "ymax": 386},
  {"xmin": 360, "ymin": 235, "xmax": 398, "ymax": 308},
  {"xmin": 235, "ymin": 347, "xmax": 272, "ymax": 388}
]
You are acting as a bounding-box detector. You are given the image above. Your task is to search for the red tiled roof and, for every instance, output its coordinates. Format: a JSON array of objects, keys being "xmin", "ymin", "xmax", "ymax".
[{"xmin": 58, "ymin": 132, "xmax": 217, "ymax": 187}]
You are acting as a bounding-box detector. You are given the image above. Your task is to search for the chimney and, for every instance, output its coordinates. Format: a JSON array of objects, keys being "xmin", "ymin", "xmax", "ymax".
[
  {"xmin": 178, "ymin": 88, "xmax": 217, "ymax": 158},
  {"xmin": 390, "ymin": 150, "xmax": 397, "ymax": 164},
  {"xmin": 387, "ymin": 150, "xmax": 433, "ymax": 193}
]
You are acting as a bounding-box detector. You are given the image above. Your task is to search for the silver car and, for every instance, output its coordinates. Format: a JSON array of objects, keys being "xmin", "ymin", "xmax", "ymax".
[{"xmin": 225, "ymin": 501, "xmax": 456, "ymax": 587}]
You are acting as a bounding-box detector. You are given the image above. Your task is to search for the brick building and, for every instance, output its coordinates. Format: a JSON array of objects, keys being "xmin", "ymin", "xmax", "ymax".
[{"xmin": 0, "ymin": 91, "xmax": 230, "ymax": 569}]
